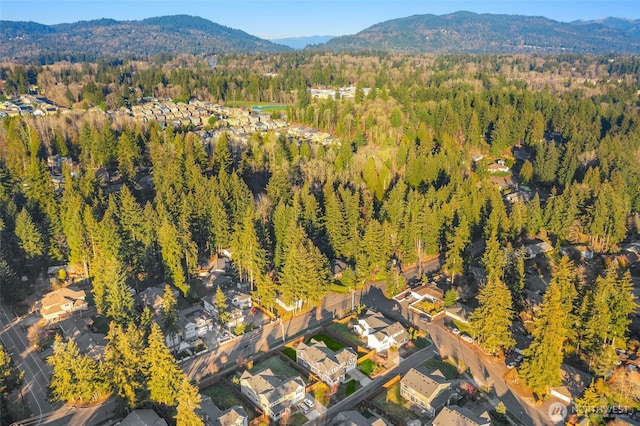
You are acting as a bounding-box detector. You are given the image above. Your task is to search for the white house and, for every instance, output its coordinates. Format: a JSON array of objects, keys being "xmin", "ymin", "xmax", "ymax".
[
  {"xmin": 240, "ymin": 368, "xmax": 305, "ymax": 420},
  {"xmin": 296, "ymin": 340, "xmax": 357, "ymax": 387},
  {"xmin": 353, "ymin": 310, "xmax": 409, "ymax": 351}
]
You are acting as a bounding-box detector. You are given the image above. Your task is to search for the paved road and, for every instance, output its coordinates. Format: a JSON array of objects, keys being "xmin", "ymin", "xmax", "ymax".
[
  {"xmin": 322, "ymin": 345, "xmax": 438, "ymax": 421},
  {"xmin": 422, "ymin": 318, "xmax": 551, "ymax": 426},
  {"xmin": 0, "ymin": 303, "xmax": 60, "ymax": 425}
]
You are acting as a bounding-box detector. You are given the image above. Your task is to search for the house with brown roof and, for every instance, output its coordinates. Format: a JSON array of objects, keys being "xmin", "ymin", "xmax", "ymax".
[
  {"xmin": 296, "ymin": 340, "xmax": 357, "ymax": 387},
  {"xmin": 40, "ymin": 286, "xmax": 88, "ymax": 322},
  {"xmin": 400, "ymin": 367, "xmax": 452, "ymax": 416},
  {"xmin": 432, "ymin": 406, "xmax": 491, "ymax": 426},
  {"xmin": 354, "ymin": 310, "xmax": 409, "ymax": 351},
  {"xmin": 240, "ymin": 368, "xmax": 305, "ymax": 421}
]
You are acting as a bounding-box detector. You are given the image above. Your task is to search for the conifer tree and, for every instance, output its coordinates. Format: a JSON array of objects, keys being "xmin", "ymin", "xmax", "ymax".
[
  {"xmin": 174, "ymin": 377, "xmax": 204, "ymax": 426},
  {"xmin": 104, "ymin": 323, "xmax": 146, "ymax": 409},
  {"xmin": 48, "ymin": 336, "xmax": 108, "ymax": 404},
  {"xmin": 519, "ymin": 281, "xmax": 569, "ymax": 396},
  {"xmin": 470, "ymin": 276, "xmax": 515, "ymax": 354},
  {"xmin": 145, "ymin": 323, "xmax": 184, "ymax": 406}
]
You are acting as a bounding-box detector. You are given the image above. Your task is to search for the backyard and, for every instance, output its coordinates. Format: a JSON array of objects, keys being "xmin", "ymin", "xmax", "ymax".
[
  {"xmin": 370, "ymin": 382, "xmax": 420, "ymax": 422},
  {"xmin": 327, "ymin": 322, "xmax": 364, "ymax": 349},
  {"xmin": 422, "ymin": 358, "xmax": 459, "ymax": 380},
  {"xmin": 358, "ymin": 359, "xmax": 377, "ymax": 376},
  {"xmin": 249, "ymin": 355, "xmax": 302, "ymax": 380},
  {"xmin": 201, "ymin": 381, "xmax": 251, "ymax": 415},
  {"xmin": 308, "ymin": 333, "xmax": 345, "ymax": 351}
]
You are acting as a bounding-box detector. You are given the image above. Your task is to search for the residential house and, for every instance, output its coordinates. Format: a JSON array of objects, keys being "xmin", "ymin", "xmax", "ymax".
[
  {"xmin": 218, "ymin": 406, "xmax": 249, "ymax": 426},
  {"xmin": 331, "ymin": 259, "xmax": 348, "ymax": 279},
  {"xmin": 400, "ymin": 368, "xmax": 452, "ymax": 416},
  {"xmin": 177, "ymin": 306, "xmax": 214, "ymax": 342},
  {"xmin": 137, "ymin": 286, "xmax": 179, "ymax": 316},
  {"xmin": 550, "ymin": 364, "xmax": 593, "ymax": 405},
  {"xmin": 203, "ymin": 294, "xmax": 245, "ymax": 328},
  {"xmin": 296, "ymin": 340, "xmax": 357, "ymax": 387},
  {"xmin": 199, "ymin": 395, "xmax": 249, "ymax": 426},
  {"xmin": 59, "ymin": 316, "xmax": 106, "ymax": 360},
  {"xmin": 240, "ymin": 368, "xmax": 305, "ymax": 420},
  {"xmin": 432, "ymin": 406, "xmax": 491, "ymax": 426},
  {"xmin": 410, "ymin": 283, "xmax": 444, "ymax": 302},
  {"xmin": 40, "ymin": 286, "xmax": 88, "ymax": 322},
  {"xmin": 330, "ymin": 410, "xmax": 390, "ymax": 426},
  {"xmin": 118, "ymin": 409, "xmax": 168, "ymax": 426},
  {"xmin": 445, "ymin": 302, "xmax": 473, "ymax": 324},
  {"xmin": 487, "ymin": 162, "xmax": 510, "ymax": 173},
  {"xmin": 524, "ymin": 240, "xmax": 554, "ymax": 259},
  {"xmin": 353, "ymin": 310, "xmax": 409, "ymax": 351},
  {"xmin": 228, "ymin": 290, "xmax": 252, "ymax": 310}
]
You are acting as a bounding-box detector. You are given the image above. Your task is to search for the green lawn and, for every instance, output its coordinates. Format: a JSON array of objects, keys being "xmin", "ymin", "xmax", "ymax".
[
  {"xmin": 329, "ymin": 283, "xmax": 351, "ymax": 294},
  {"xmin": 345, "ymin": 379, "xmax": 358, "ymax": 396},
  {"xmin": 282, "ymin": 346, "xmax": 297, "ymax": 361},
  {"xmin": 250, "ymin": 356, "xmax": 301, "ymax": 379},
  {"xmin": 309, "ymin": 333, "xmax": 345, "ymax": 351},
  {"xmin": 371, "ymin": 382, "xmax": 419, "ymax": 421},
  {"xmin": 201, "ymin": 382, "xmax": 245, "ymax": 411},
  {"xmin": 358, "ymin": 359, "xmax": 376, "ymax": 376},
  {"xmin": 422, "ymin": 358, "xmax": 459, "ymax": 380},
  {"xmin": 289, "ymin": 412, "xmax": 309, "ymax": 425},
  {"xmin": 327, "ymin": 323, "xmax": 363, "ymax": 348}
]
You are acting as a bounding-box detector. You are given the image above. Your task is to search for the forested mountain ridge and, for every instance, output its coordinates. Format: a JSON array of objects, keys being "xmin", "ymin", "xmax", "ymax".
[
  {"xmin": 0, "ymin": 15, "xmax": 292, "ymax": 62},
  {"xmin": 313, "ymin": 11, "xmax": 640, "ymax": 54}
]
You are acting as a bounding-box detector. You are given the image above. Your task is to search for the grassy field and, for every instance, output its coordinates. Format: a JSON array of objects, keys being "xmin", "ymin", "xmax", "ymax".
[
  {"xmin": 250, "ymin": 356, "xmax": 301, "ymax": 379},
  {"xmin": 201, "ymin": 381, "xmax": 246, "ymax": 412},
  {"xmin": 422, "ymin": 358, "xmax": 459, "ymax": 380},
  {"xmin": 358, "ymin": 359, "xmax": 376, "ymax": 376},
  {"xmin": 309, "ymin": 333, "xmax": 345, "ymax": 351},
  {"xmin": 371, "ymin": 382, "xmax": 419, "ymax": 421}
]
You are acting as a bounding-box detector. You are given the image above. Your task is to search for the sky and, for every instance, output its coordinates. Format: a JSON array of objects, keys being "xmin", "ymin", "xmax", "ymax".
[{"xmin": 1, "ymin": 0, "xmax": 639, "ymax": 39}]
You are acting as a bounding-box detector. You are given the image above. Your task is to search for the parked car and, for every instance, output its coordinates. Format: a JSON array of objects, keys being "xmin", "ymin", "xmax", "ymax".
[
  {"xmin": 304, "ymin": 397, "xmax": 315, "ymax": 408},
  {"xmin": 460, "ymin": 333, "xmax": 474, "ymax": 343},
  {"xmin": 507, "ymin": 361, "xmax": 517, "ymax": 369},
  {"xmin": 297, "ymin": 402, "xmax": 309, "ymax": 413},
  {"xmin": 451, "ymin": 327, "xmax": 460, "ymax": 335},
  {"xmin": 420, "ymin": 315, "xmax": 431, "ymax": 323}
]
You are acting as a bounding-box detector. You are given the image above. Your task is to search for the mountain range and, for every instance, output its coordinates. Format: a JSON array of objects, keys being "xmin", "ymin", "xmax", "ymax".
[
  {"xmin": 0, "ymin": 15, "xmax": 291, "ymax": 61},
  {"xmin": 315, "ymin": 12, "xmax": 640, "ymax": 54},
  {"xmin": 1, "ymin": 12, "xmax": 639, "ymax": 62}
]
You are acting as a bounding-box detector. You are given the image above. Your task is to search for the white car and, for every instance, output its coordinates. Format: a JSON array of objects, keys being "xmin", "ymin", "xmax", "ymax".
[
  {"xmin": 297, "ymin": 402, "xmax": 309, "ymax": 413},
  {"xmin": 304, "ymin": 398, "xmax": 315, "ymax": 408},
  {"xmin": 507, "ymin": 361, "xmax": 517, "ymax": 369},
  {"xmin": 461, "ymin": 333, "xmax": 473, "ymax": 343},
  {"xmin": 451, "ymin": 327, "xmax": 460, "ymax": 335}
]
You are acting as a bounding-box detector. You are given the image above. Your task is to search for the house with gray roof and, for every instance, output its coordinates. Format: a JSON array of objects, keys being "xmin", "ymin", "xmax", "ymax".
[
  {"xmin": 432, "ymin": 405, "xmax": 491, "ymax": 426},
  {"xmin": 240, "ymin": 367, "xmax": 305, "ymax": 420},
  {"xmin": 118, "ymin": 409, "xmax": 168, "ymax": 426},
  {"xmin": 218, "ymin": 405, "xmax": 248, "ymax": 426},
  {"xmin": 296, "ymin": 340, "xmax": 357, "ymax": 387},
  {"xmin": 354, "ymin": 310, "xmax": 409, "ymax": 351},
  {"xmin": 400, "ymin": 368, "xmax": 452, "ymax": 416},
  {"xmin": 330, "ymin": 410, "xmax": 390, "ymax": 426}
]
